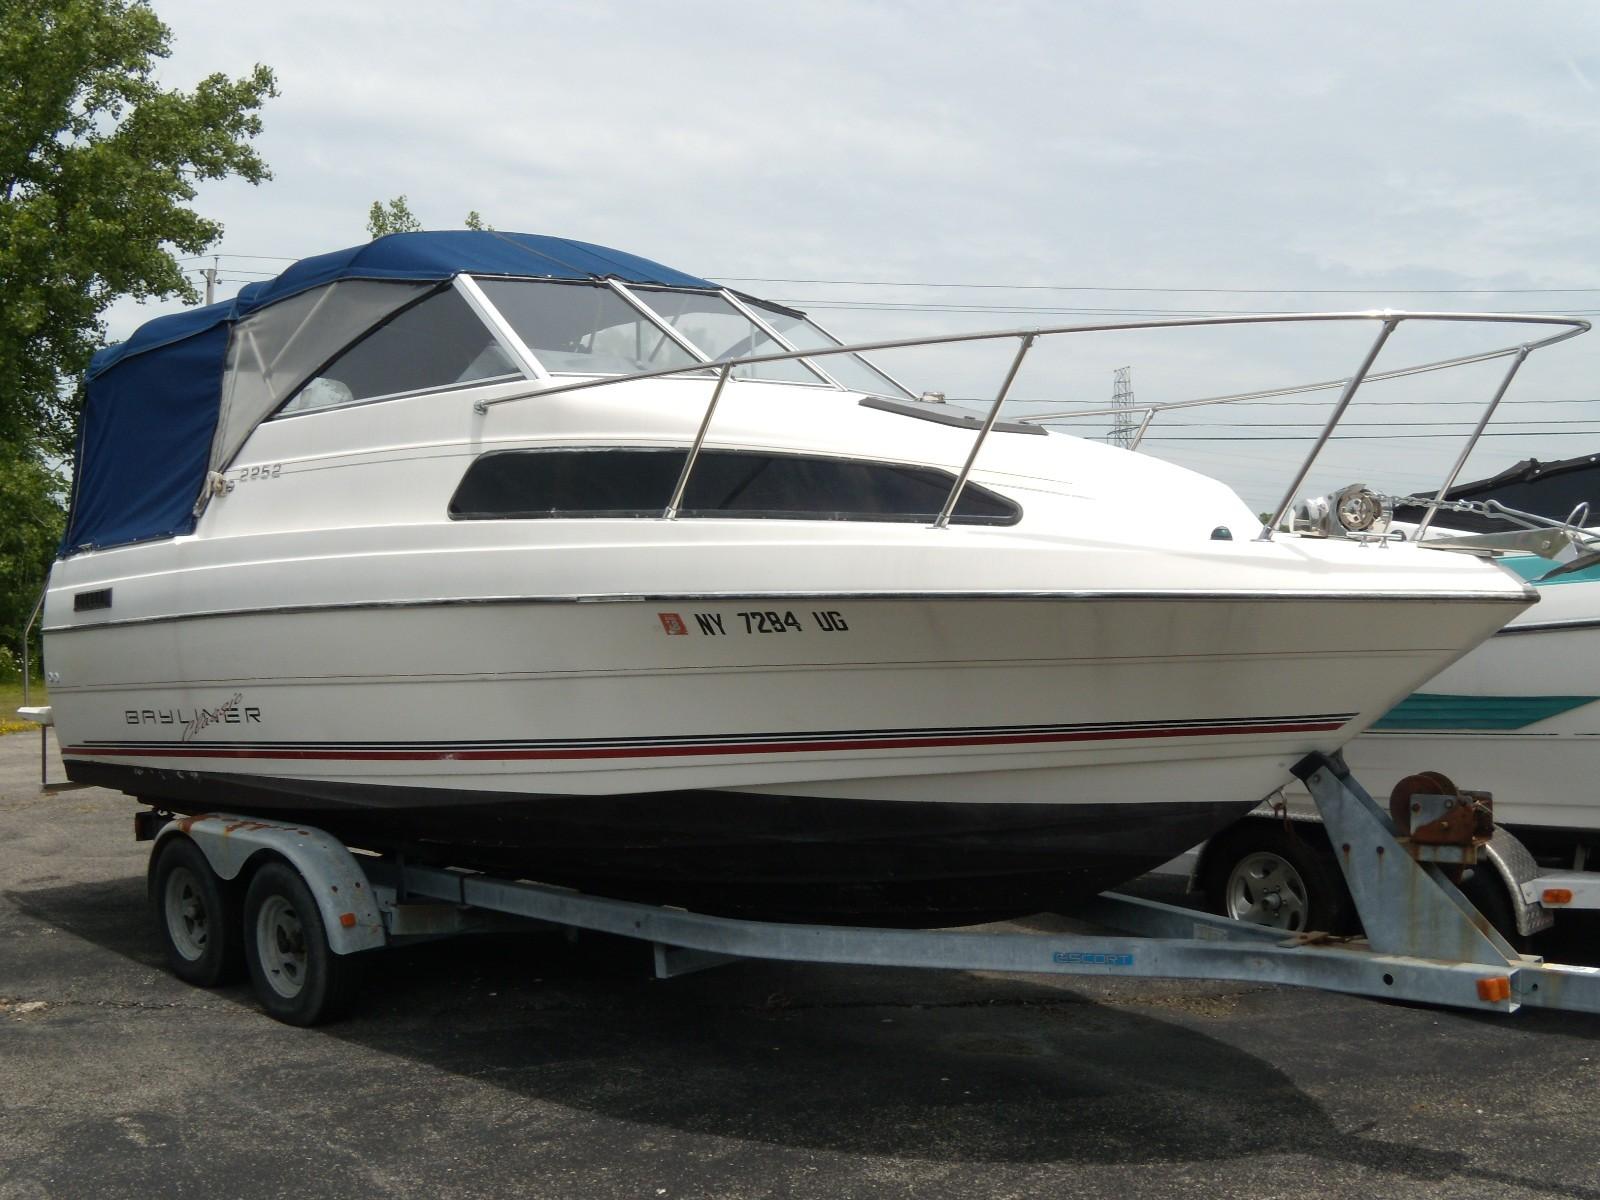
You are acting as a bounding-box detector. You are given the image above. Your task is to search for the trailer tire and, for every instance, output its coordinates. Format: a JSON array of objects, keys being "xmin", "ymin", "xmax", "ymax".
[
  {"xmin": 150, "ymin": 837, "xmax": 244, "ymax": 987},
  {"xmin": 1458, "ymin": 863, "xmax": 1525, "ymax": 951},
  {"xmin": 1204, "ymin": 823, "xmax": 1354, "ymax": 934},
  {"xmin": 243, "ymin": 861, "xmax": 363, "ymax": 1026}
]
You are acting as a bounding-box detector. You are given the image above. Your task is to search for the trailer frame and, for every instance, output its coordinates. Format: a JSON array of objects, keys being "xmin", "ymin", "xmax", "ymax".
[{"xmin": 132, "ymin": 750, "xmax": 1600, "ymax": 1025}]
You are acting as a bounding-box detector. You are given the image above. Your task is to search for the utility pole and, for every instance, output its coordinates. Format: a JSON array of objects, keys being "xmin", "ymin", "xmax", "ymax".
[
  {"xmin": 203, "ymin": 256, "xmax": 218, "ymax": 305},
  {"xmin": 1110, "ymin": 366, "xmax": 1136, "ymax": 449}
]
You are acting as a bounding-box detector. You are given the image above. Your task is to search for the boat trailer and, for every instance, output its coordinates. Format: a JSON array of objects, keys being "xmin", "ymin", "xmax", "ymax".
[{"xmin": 121, "ymin": 750, "xmax": 1600, "ymax": 1025}]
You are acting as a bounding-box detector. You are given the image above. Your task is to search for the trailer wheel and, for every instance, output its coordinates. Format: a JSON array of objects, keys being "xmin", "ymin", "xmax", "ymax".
[
  {"xmin": 1204, "ymin": 824, "xmax": 1353, "ymax": 934},
  {"xmin": 243, "ymin": 861, "xmax": 362, "ymax": 1026},
  {"xmin": 1458, "ymin": 863, "xmax": 1525, "ymax": 951},
  {"xmin": 150, "ymin": 837, "xmax": 243, "ymax": 986}
]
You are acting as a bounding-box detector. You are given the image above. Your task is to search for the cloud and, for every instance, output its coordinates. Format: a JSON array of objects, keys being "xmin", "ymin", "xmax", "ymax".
[{"xmin": 97, "ymin": 0, "xmax": 1600, "ymax": 507}]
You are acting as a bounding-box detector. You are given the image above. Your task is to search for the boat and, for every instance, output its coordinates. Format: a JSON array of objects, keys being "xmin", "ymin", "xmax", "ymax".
[
  {"xmin": 37, "ymin": 232, "xmax": 1582, "ymax": 924},
  {"xmin": 1353, "ymin": 453, "xmax": 1600, "ymax": 859},
  {"xmin": 1190, "ymin": 457, "xmax": 1600, "ymax": 935}
]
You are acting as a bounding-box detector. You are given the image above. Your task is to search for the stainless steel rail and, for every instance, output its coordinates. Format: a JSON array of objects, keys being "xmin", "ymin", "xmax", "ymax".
[
  {"xmin": 1018, "ymin": 343, "xmax": 1533, "ymax": 427},
  {"xmin": 19, "ymin": 581, "xmax": 45, "ymax": 706},
  {"xmin": 1414, "ymin": 346, "xmax": 1531, "ymax": 537},
  {"xmin": 1260, "ymin": 318, "xmax": 1397, "ymax": 537},
  {"xmin": 935, "ymin": 334, "xmax": 1034, "ymax": 528},
  {"xmin": 663, "ymin": 364, "xmax": 733, "ymax": 519},
  {"xmin": 473, "ymin": 310, "xmax": 1589, "ymax": 535},
  {"xmin": 19, "ymin": 581, "xmax": 49, "ymax": 788}
]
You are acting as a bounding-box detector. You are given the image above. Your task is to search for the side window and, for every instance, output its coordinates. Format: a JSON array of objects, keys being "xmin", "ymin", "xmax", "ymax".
[
  {"xmin": 449, "ymin": 448, "xmax": 1020, "ymax": 525},
  {"xmin": 281, "ymin": 287, "xmax": 520, "ymax": 413}
]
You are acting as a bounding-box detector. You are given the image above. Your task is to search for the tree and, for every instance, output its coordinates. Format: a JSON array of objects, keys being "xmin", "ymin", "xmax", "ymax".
[
  {"xmin": 0, "ymin": 445, "xmax": 65, "ymax": 678},
  {"xmin": 367, "ymin": 197, "xmax": 495, "ymax": 237},
  {"xmin": 0, "ymin": 0, "xmax": 277, "ymax": 461},
  {"xmin": 366, "ymin": 194, "xmax": 422, "ymax": 239},
  {"xmin": 0, "ymin": 0, "xmax": 275, "ymax": 672}
]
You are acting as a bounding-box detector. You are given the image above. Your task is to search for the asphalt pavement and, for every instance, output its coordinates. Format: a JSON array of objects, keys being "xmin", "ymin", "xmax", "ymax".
[{"xmin": 3, "ymin": 727, "xmax": 1599, "ymax": 1200}]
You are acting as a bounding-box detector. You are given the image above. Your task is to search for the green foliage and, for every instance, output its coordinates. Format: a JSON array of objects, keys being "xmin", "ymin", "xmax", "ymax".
[
  {"xmin": 0, "ymin": 443, "xmax": 66, "ymax": 676},
  {"xmin": 0, "ymin": 0, "xmax": 273, "ymax": 666},
  {"xmin": 367, "ymin": 194, "xmax": 422, "ymax": 238},
  {"xmin": 0, "ymin": 0, "xmax": 277, "ymax": 461},
  {"xmin": 369, "ymin": 198, "xmax": 496, "ymax": 237}
]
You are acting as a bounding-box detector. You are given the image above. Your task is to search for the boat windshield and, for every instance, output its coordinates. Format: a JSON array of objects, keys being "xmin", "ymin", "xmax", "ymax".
[
  {"xmin": 476, "ymin": 279, "xmax": 705, "ymax": 377},
  {"xmin": 473, "ymin": 277, "xmax": 903, "ymax": 393},
  {"xmin": 740, "ymin": 299, "xmax": 912, "ymax": 398},
  {"xmin": 624, "ymin": 288, "xmax": 824, "ymax": 384}
]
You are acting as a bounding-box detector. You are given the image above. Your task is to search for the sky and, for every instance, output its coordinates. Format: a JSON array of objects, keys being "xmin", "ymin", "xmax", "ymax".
[{"xmin": 111, "ymin": 0, "xmax": 1600, "ymax": 511}]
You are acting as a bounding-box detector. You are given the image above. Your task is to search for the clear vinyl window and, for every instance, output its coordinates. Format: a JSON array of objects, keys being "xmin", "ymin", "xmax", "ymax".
[{"xmin": 281, "ymin": 287, "xmax": 521, "ymax": 413}]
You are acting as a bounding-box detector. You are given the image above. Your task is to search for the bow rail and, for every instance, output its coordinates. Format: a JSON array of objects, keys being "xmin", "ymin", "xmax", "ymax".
[{"xmin": 473, "ymin": 310, "xmax": 1589, "ymax": 540}]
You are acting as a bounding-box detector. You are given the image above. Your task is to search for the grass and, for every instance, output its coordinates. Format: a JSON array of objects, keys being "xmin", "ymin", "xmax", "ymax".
[{"xmin": 0, "ymin": 679, "xmax": 49, "ymax": 735}]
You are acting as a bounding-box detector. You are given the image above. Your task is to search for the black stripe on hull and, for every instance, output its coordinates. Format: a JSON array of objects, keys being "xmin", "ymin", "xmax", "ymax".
[
  {"xmin": 72, "ymin": 712, "xmax": 1357, "ymax": 760},
  {"xmin": 72, "ymin": 760, "xmax": 1257, "ymax": 926}
]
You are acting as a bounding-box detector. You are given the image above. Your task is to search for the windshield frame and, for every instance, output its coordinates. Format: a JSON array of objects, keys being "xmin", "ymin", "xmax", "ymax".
[
  {"xmin": 729, "ymin": 294, "xmax": 918, "ymax": 400},
  {"xmin": 614, "ymin": 283, "xmax": 837, "ymax": 388},
  {"xmin": 298, "ymin": 274, "xmax": 911, "ymax": 399}
]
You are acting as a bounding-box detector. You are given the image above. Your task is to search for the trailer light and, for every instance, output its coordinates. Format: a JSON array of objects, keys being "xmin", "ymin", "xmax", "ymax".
[
  {"xmin": 339, "ymin": 912, "xmax": 357, "ymax": 928},
  {"xmin": 1542, "ymin": 888, "xmax": 1574, "ymax": 906},
  {"xmin": 1476, "ymin": 976, "xmax": 1512, "ymax": 1003}
]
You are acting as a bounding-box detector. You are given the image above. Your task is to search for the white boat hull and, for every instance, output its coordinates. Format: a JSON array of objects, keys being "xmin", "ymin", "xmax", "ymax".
[
  {"xmin": 48, "ymin": 571, "xmax": 1530, "ymax": 919},
  {"xmin": 1337, "ymin": 558, "xmax": 1600, "ymax": 838},
  {"xmin": 51, "ymin": 585, "xmax": 1519, "ymax": 794}
]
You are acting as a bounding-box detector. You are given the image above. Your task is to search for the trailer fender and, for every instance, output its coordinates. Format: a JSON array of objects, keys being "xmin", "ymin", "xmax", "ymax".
[
  {"xmin": 152, "ymin": 814, "xmax": 386, "ymax": 955},
  {"xmin": 1480, "ymin": 828, "xmax": 1556, "ymax": 939}
]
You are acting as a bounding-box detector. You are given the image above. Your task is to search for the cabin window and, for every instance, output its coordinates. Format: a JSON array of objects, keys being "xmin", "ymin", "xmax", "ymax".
[
  {"xmin": 448, "ymin": 447, "xmax": 1020, "ymax": 524},
  {"xmin": 475, "ymin": 280, "xmax": 705, "ymax": 376},
  {"xmin": 280, "ymin": 287, "xmax": 521, "ymax": 412},
  {"xmin": 740, "ymin": 300, "xmax": 912, "ymax": 398},
  {"xmin": 625, "ymin": 289, "xmax": 822, "ymax": 384}
]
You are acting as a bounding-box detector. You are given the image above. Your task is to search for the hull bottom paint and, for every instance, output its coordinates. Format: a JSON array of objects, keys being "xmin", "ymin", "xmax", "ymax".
[{"xmin": 69, "ymin": 760, "xmax": 1256, "ymax": 925}]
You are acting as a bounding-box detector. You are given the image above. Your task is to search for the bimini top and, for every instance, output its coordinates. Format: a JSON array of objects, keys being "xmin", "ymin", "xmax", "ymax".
[{"xmin": 62, "ymin": 232, "xmax": 718, "ymax": 555}]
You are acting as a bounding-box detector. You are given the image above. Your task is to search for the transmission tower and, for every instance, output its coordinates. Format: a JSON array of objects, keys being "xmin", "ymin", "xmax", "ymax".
[{"xmin": 1110, "ymin": 366, "xmax": 1136, "ymax": 449}]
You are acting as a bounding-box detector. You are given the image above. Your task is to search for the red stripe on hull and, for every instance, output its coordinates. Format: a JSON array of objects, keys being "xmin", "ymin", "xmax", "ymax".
[{"xmin": 64, "ymin": 719, "xmax": 1348, "ymax": 762}]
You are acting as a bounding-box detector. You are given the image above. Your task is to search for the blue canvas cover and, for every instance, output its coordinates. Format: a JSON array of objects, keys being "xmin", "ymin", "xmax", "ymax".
[
  {"xmin": 65, "ymin": 321, "xmax": 231, "ymax": 553},
  {"xmin": 62, "ymin": 233, "xmax": 714, "ymax": 554}
]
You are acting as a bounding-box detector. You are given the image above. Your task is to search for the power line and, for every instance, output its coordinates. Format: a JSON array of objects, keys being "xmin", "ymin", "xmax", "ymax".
[
  {"xmin": 174, "ymin": 256, "xmax": 1600, "ymax": 297},
  {"xmin": 1007, "ymin": 397, "xmax": 1599, "ymax": 407},
  {"xmin": 1048, "ymin": 417, "xmax": 1600, "ymax": 434},
  {"xmin": 717, "ymin": 276, "xmax": 1600, "ymax": 295},
  {"xmin": 175, "ymin": 252, "xmax": 299, "ymax": 264},
  {"xmin": 777, "ymin": 299, "xmax": 1600, "ymax": 318},
  {"xmin": 1145, "ymin": 438, "xmax": 1600, "ymax": 448},
  {"xmin": 1039, "ymin": 418, "xmax": 1600, "ymax": 429}
]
